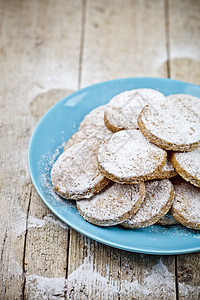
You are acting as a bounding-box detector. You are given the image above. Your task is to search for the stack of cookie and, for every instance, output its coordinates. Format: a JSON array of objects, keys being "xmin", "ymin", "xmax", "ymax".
[{"xmin": 51, "ymin": 89, "xmax": 200, "ymax": 230}]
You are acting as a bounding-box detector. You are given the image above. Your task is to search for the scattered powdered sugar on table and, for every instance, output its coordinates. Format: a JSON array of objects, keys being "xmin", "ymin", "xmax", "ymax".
[
  {"xmin": 26, "ymin": 275, "xmax": 66, "ymax": 300},
  {"xmin": 12, "ymin": 204, "xmax": 68, "ymax": 236},
  {"xmin": 24, "ymin": 258, "xmax": 177, "ymax": 299},
  {"xmin": 178, "ymin": 282, "xmax": 200, "ymax": 300},
  {"xmin": 66, "ymin": 254, "xmax": 175, "ymax": 299},
  {"xmin": 5, "ymin": 250, "xmax": 199, "ymax": 299}
]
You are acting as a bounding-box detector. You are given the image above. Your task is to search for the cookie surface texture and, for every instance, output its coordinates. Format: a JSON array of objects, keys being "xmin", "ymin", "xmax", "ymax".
[
  {"xmin": 104, "ymin": 89, "xmax": 165, "ymax": 132},
  {"xmin": 98, "ymin": 130, "xmax": 167, "ymax": 183},
  {"xmin": 171, "ymin": 177, "xmax": 200, "ymax": 230},
  {"xmin": 77, "ymin": 182, "xmax": 145, "ymax": 226},
  {"xmin": 148, "ymin": 154, "xmax": 177, "ymax": 180},
  {"xmin": 166, "ymin": 94, "xmax": 200, "ymax": 117},
  {"xmin": 138, "ymin": 98, "xmax": 200, "ymax": 151},
  {"xmin": 51, "ymin": 139, "xmax": 110, "ymax": 200},
  {"xmin": 171, "ymin": 147, "xmax": 200, "ymax": 187},
  {"xmin": 122, "ymin": 179, "xmax": 174, "ymax": 228},
  {"xmin": 64, "ymin": 125, "xmax": 112, "ymax": 151},
  {"xmin": 79, "ymin": 105, "xmax": 107, "ymax": 129}
]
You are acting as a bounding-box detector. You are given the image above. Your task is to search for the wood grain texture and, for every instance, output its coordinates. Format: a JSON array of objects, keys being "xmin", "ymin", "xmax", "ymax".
[
  {"xmin": 81, "ymin": 0, "xmax": 168, "ymax": 87},
  {"xmin": 67, "ymin": 1, "xmax": 177, "ymax": 300},
  {"xmin": 168, "ymin": 1, "xmax": 200, "ymax": 299},
  {"xmin": 168, "ymin": 0, "xmax": 200, "ymax": 84},
  {"xmin": 67, "ymin": 231, "xmax": 176, "ymax": 300},
  {"xmin": 23, "ymin": 188, "xmax": 69, "ymax": 299},
  {"xmin": 0, "ymin": 0, "xmax": 81, "ymax": 298},
  {"xmin": 0, "ymin": 0, "xmax": 199, "ymax": 299}
]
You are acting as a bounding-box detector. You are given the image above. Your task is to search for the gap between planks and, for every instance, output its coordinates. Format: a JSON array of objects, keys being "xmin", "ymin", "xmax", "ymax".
[
  {"xmin": 20, "ymin": 1, "xmax": 184, "ymax": 298},
  {"xmin": 66, "ymin": 1, "xmax": 177, "ymax": 299},
  {"xmin": 78, "ymin": 0, "xmax": 88, "ymax": 90},
  {"xmin": 175, "ymin": 255, "xmax": 179, "ymax": 300},
  {"xmin": 64, "ymin": 0, "xmax": 88, "ymax": 293},
  {"xmin": 164, "ymin": 0, "xmax": 171, "ymax": 78},
  {"xmin": 165, "ymin": 2, "xmax": 178, "ymax": 300},
  {"xmin": 22, "ymin": 187, "xmax": 32, "ymax": 300}
]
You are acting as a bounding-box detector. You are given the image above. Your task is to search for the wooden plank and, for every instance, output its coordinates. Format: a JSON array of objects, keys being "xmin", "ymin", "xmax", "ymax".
[
  {"xmin": 81, "ymin": 0, "xmax": 168, "ymax": 87},
  {"xmin": 168, "ymin": 0, "xmax": 200, "ymax": 84},
  {"xmin": 0, "ymin": 0, "xmax": 81, "ymax": 298},
  {"xmin": 67, "ymin": 231, "xmax": 176, "ymax": 300},
  {"xmin": 24, "ymin": 89, "xmax": 74, "ymax": 299},
  {"xmin": 168, "ymin": 1, "xmax": 200, "ymax": 299},
  {"xmin": 176, "ymin": 253, "xmax": 200, "ymax": 300},
  {"xmin": 1, "ymin": 0, "xmax": 199, "ymax": 299},
  {"xmin": 66, "ymin": 1, "xmax": 177, "ymax": 299},
  {"xmin": 66, "ymin": 230, "xmax": 121, "ymax": 299},
  {"xmin": 24, "ymin": 188, "xmax": 69, "ymax": 299}
]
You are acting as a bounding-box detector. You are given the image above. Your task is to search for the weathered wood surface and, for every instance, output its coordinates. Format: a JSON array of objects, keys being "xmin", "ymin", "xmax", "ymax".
[
  {"xmin": 0, "ymin": 0, "xmax": 199, "ymax": 299},
  {"xmin": 168, "ymin": 1, "xmax": 200, "ymax": 300}
]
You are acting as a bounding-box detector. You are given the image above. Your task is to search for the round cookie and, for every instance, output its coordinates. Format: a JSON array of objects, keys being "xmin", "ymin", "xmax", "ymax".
[
  {"xmin": 51, "ymin": 139, "xmax": 110, "ymax": 200},
  {"xmin": 122, "ymin": 179, "xmax": 174, "ymax": 228},
  {"xmin": 104, "ymin": 89, "xmax": 165, "ymax": 132},
  {"xmin": 138, "ymin": 99, "xmax": 200, "ymax": 152},
  {"xmin": 156, "ymin": 210, "xmax": 179, "ymax": 225},
  {"xmin": 98, "ymin": 130, "xmax": 167, "ymax": 184},
  {"xmin": 171, "ymin": 147, "xmax": 200, "ymax": 187},
  {"xmin": 166, "ymin": 94, "xmax": 200, "ymax": 117},
  {"xmin": 79, "ymin": 105, "xmax": 107, "ymax": 129},
  {"xmin": 63, "ymin": 125, "xmax": 112, "ymax": 151},
  {"xmin": 77, "ymin": 181, "xmax": 145, "ymax": 226},
  {"xmin": 148, "ymin": 154, "xmax": 177, "ymax": 180},
  {"xmin": 171, "ymin": 177, "xmax": 200, "ymax": 230}
]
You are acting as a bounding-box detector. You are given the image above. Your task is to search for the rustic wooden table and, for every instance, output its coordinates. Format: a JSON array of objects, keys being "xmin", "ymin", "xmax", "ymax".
[{"xmin": 0, "ymin": 0, "xmax": 200, "ymax": 299}]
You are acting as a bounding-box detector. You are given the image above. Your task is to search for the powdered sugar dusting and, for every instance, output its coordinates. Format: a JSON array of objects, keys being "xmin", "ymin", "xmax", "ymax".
[
  {"xmin": 38, "ymin": 142, "xmax": 76, "ymax": 207},
  {"xmin": 79, "ymin": 104, "xmax": 107, "ymax": 129},
  {"xmin": 12, "ymin": 205, "xmax": 68, "ymax": 236},
  {"xmin": 26, "ymin": 275, "xmax": 66, "ymax": 300},
  {"xmin": 174, "ymin": 147, "xmax": 200, "ymax": 181},
  {"xmin": 77, "ymin": 182, "xmax": 145, "ymax": 225},
  {"xmin": 105, "ymin": 88, "xmax": 165, "ymax": 130},
  {"xmin": 150, "ymin": 155, "xmax": 177, "ymax": 180},
  {"xmin": 140, "ymin": 99, "xmax": 200, "ymax": 145},
  {"xmin": 123, "ymin": 179, "xmax": 173, "ymax": 227},
  {"xmin": 66, "ymin": 255, "xmax": 175, "ymax": 299},
  {"xmin": 51, "ymin": 139, "xmax": 109, "ymax": 200},
  {"xmin": 64, "ymin": 125, "xmax": 112, "ymax": 150},
  {"xmin": 166, "ymin": 94, "xmax": 200, "ymax": 117},
  {"xmin": 172, "ymin": 178, "xmax": 200, "ymax": 228},
  {"xmin": 7, "ymin": 253, "xmax": 199, "ymax": 299},
  {"xmin": 98, "ymin": 130, "xmax": 167, "ymax": 182}
]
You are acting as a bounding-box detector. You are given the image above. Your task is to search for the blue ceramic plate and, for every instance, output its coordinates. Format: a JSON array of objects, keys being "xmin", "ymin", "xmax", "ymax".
[{"xmin": 28, "ymin": 78, "xmax": 200, "ymax": 255}]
